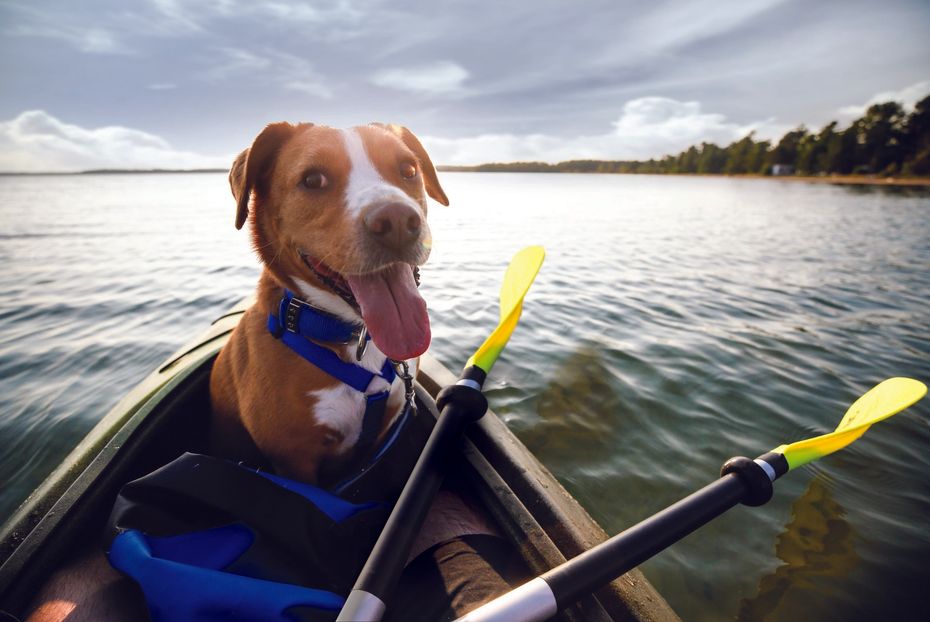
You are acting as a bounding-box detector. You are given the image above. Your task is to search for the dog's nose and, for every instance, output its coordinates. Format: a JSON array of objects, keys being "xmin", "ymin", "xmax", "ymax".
[{"xmin": 363, "ymin": 203, "xmax": 422, "ymax": 252}]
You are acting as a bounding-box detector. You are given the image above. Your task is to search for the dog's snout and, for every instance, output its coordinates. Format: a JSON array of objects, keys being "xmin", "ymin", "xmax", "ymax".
[{"xmin": 363, "ymin": 202, "xmax": 422, "ymax": 251}]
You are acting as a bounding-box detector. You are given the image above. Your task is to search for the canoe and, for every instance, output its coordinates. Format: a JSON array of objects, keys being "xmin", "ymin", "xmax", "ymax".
[{"xmin": 0, "ymin": 300, "xmax": 679, "ymax": 622}]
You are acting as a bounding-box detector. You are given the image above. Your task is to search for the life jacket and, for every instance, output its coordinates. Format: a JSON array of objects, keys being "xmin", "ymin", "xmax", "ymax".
[{"xmin": 107, "ymin": 401, "xmax": 431, "ymax": 622}]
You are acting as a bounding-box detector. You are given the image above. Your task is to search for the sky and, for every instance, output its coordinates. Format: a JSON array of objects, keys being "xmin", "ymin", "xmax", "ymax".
[{"xmin": 0, "ymin": 0, "xmax": 928, "ymax": 171}]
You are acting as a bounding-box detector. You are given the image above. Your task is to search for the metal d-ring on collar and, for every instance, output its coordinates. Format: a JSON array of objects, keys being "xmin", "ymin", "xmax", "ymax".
[{"xmin": 356, "ymin": 326, "xmax": 369, "ymax": 361}]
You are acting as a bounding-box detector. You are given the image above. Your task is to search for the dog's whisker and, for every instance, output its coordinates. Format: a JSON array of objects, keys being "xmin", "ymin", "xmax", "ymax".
[
  {"xmin": 269, "ymin": 244, "xmax": 286, "ymax": 267},
  {"xmin": 314, "ymin": 249, "xmax": 343, "ymax": 271}
]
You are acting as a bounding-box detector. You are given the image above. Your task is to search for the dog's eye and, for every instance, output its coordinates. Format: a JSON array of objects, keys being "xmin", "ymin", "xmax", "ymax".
[
  {"xmin": 400, "ymin": 162, "xmax": 418, "ymax": 179},
  {"xmin": 301, "ymin": 171, "xmax": 328, "ymax": 190}
]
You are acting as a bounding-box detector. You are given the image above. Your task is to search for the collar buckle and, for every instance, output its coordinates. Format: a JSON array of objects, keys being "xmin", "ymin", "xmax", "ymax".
[
  {"xmin": 284, "ymin": 298, "xmax": 303, "ymax": 333},
  {"xmin": 280, "ymin": 290, "xmax": 363, "ymax": 344}
]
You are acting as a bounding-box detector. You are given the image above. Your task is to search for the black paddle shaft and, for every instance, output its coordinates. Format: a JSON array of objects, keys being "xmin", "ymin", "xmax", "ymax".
[
  {"xmin": 344, "ymin": 366, "xmax": 488, "ymax": 611},
  {"xmin": 543, "ymin": 455, "xmax": 783, "ymax": 609}
]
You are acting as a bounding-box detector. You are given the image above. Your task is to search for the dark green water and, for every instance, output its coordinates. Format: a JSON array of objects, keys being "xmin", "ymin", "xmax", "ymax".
[{"xmin": 1, "ymin": 172, "xmax": 928, "ymax": 620}]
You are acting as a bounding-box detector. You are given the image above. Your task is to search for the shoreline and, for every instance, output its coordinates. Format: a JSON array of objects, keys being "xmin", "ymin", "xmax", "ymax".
[
  {"xmin": 436, "ymin": 169, "xmax": 930, "ymax": 187},
  {"xmin": 2, "ymin": 169, "xmax": 928, "ymax": 188},
  {"xmin": 735, "ymin": 174, "xmax": 930, "ymax": 187}
]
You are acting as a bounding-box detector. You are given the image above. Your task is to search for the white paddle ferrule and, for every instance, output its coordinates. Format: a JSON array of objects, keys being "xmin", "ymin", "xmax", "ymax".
[
  {"xmin": 453, "ymin": 577, "xmax": 557, "ymax": 622},
  {"xmin": 456, "ymin": 378, "xmax": 482, "ymax": 391},
  {"xmin": 336, "ymin": 590, "xmax": 385, "ymax": 621},
  {"xmin": 754, "ymin": 458, "xmax": 777, "ymax": 482}
]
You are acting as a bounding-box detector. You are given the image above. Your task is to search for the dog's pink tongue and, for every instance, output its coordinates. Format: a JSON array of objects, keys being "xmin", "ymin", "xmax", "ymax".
[{"xmin": 346, "ymin": 264, "xmax": 430, "ymax": 361}]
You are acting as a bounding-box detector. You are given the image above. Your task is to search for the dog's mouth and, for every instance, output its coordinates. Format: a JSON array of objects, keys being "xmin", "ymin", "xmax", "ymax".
[
  {"xmin": 300, "ymin": 253, "xmax": 358, "ymax": 308},
  {"xmin": 299, "ymin": 252, "xmax": 430, "ymax": 361}
]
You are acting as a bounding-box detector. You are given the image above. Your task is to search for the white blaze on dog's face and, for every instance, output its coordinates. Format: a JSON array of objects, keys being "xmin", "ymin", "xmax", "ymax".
[
  {"xmin": 232, "ymin": 122, "xmax": 449, "ymax": 361},
  {"xmin": 341, "ymin": 128, "xmax": 423, "ymax": 220}
]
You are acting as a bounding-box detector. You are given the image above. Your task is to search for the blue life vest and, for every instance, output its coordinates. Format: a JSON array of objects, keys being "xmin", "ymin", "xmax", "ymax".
[{"xmin": 107, "ymin": 453, "xmax": 391, "ymax": 621}]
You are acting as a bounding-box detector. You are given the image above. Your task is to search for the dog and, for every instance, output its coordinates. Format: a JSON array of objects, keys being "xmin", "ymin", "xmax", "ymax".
[
  {"xmin": 208, "ymin": 121, "xmax": 448, "ymax": 484},
  {"xmin": 25, "ymin": 123, "xmax": 513, "ymax": 622}
]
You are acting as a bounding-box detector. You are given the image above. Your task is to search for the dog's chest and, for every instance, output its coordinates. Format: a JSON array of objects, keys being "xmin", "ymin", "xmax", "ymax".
[{"xmin": 306, "ymin": 347, "xmax": 417, "ymax": 453}]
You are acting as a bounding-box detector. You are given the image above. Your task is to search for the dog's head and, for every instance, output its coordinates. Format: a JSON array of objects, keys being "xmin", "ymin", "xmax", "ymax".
[{"xmin": 230, "ymin": 122, "xmax": 448, "ymax": 361}]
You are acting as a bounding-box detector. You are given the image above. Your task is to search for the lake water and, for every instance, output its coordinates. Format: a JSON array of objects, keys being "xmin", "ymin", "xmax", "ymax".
[{"xmin": 1, "ymin": 171, "xmax": 928, "ymax": 620}]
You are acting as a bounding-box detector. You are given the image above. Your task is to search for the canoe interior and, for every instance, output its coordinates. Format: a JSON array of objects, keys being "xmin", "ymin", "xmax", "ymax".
[{"xmin": 0, "ymin": 306, "xmax": 677, "ymax": 622}]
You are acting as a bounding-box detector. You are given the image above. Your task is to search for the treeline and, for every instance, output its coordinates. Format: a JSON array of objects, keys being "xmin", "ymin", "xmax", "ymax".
[{"xmin": 441, "ymin": 94, "xmax": 930, "ymax": 178}]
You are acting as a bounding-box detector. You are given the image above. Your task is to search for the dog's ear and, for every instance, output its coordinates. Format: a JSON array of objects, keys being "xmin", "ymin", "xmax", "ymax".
[
  {"xmin": 232, "ymin": 122, "xmax": 299, "ymax": 230},
  {"xmin": 230, "ymin": 149, "xmax": 250, "ymax": 228},
  {"xmin": 375, "ymin": 123, "xmax": 449, "ymax": 206}
]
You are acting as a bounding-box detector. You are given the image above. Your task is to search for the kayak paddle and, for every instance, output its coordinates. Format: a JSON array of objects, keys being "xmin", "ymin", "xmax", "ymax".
[
  {"xmin": 454, "ymin": 377, "xmax": 927, "ymax": 622},
  {"xmin": 337, "ymin": 245, "xmax": 545, "ymax": 621}
]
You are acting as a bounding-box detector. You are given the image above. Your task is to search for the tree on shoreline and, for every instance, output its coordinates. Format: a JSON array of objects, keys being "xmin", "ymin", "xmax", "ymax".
[
  {"xmin": 903, "ymin": 95, "xmax": 930, "ymax": 175},
  {"xmin": 449, "ymin": 93, "xmax": 930, "ymax": 178}
]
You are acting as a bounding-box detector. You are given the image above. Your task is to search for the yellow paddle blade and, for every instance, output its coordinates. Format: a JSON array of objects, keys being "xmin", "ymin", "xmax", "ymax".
[
  {"xmin": 498, "ymin": 246, "xmax": 546, "ymax": 322},
  {"xmin": 773, "ymin": 377, "xmax": 927, "ymax": 470},
  {"xmin": 466, "ymin": 246, "xmax": 545, "ymax": 373}
]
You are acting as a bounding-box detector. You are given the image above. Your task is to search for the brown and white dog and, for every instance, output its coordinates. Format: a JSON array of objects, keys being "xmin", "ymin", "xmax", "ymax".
[
  {"xmin": 25, "ymin": 123, "xmax": 508, "ymax": 622},
  {"xmin": 208, "ymin": 121, "xmax": 448, "ymax": 484}
]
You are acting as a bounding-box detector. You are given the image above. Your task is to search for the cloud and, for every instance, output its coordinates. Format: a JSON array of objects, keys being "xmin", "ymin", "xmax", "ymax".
[
  {"xmin": 598, "ymin": 0, "xmax": 788, "ymax": 63},
  {"xmin": 837, "ymin": 80, "xmax": 930, "ymax": 118},
  {"xmin": 205, "ymin": 47, "xmax": 333, "ymax": 98},
  {"xmin": 609, "ymin": 97, "xmax": 766, "ymax": 153},
  {"xmin": 6, "ymin": 23, "xmax": 128, "ymax": 54},
  {"xmin": 0, "ymin": 110, "xmax": 229, "ymax": 172},
  {"xmin": 205, "ymin": 48, "xmax": 272, "ymax": 80},
  {"xmin": 0, "ymin": 97, "xmax": 790, "ymax": 172},
  {"xmin": 4, "ymin": 0, "xmax": 365, "ymax": 54},
  {"xmin": 0, "ymin": 98, "xmax": 782, "ymax": 172},
  {"xmin": 249, "ymin": 1, "xmax": 361, "ymax": 23},
  {"xmin": 147, "ymin": 0, "xmax": 204, "ymax": 33},
  {"xmin": 145, "ymin": 0, "xmax": 363, "ymax": 34},
  {"xmin": 424, "ymin": 96, "xmax": 786, "ymax": 165},
  {"xmin": 371, "ymin": 62, "xmax": 469, "ymax": 95}
]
